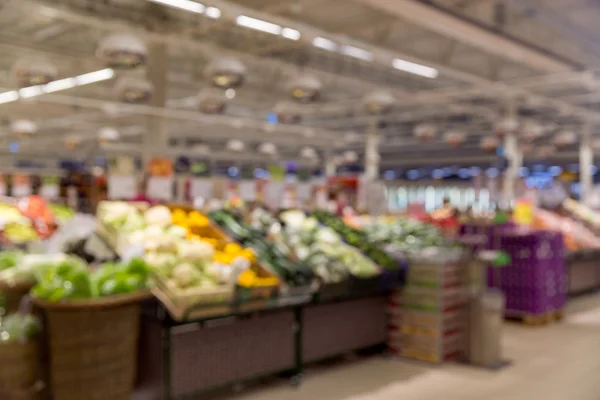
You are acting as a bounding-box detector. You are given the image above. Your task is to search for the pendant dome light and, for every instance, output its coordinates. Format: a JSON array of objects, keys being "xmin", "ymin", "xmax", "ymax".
[
  {"xmin": 259, "ymin": 142, "xmax": 277, "ymax": 156},
  {"xmin": 521, "ymin": 121, "xmax": 543, "ymax": 143},
  {"xmin": 226, "ymin": 139, "xmax": 245, "ymax": 152},
  {"xmin": 480, "ymin": 137, "xmax": 499, "ymax": 152},
  {"xmin": 363, "ymin": 91, "xmax": 395, "ymax": 114},
  {"xmin": 413, "ymin": 123, "xmax": 437, "ymax": 142},
  {"xmin": 192, "ymin": 144, "xmax": 211, "ymax": 156},
  {"xmin": 197, "ymin": 88, "xmax": 228, "ymax": 114},
  {"xmin": 10, "ymin": 120, "xmax": 38, "ymax": 137},
  {"xmin": 343, "ymin": 150, "xmax": 358, "ymax": 163},
  {"xmin": 273, "ymin": 101, "xmax": 303, "ymax": 124},
  {"xmin": 115, "ymin": 77, "xmax": 154, "ymax": 103},
  {"xmin": 204, "ymin": 57, "xmax": 247, "ymax": 89},
  {"xmin": 300, "ymin": 146, "xmax": 318, "ymax": 159},
  {"xmin": 494, "ymin": 118, "xmax": 519, "ymax": 138},
  {"xmin": 97, "ymin": 33, "xmax": 147, "ymax": 69},
  {"xmin": 553, "ymin": 130, "xmax": 577, "ymax": 148},
  {"xmin": 98, "ymin": 127, "xmax": 120, "ymax": 143},
  {"xmin": 286, "ymin": 74, "xmax": 322, "ymax": 103},
  {"xmin": 64, "ymin": 135, "xmax": 81, "ymax": 149},
  {"xmin": 12, "ymin": 57, "xmax": 58, "ymax": 87},
  {"xmin": 443, "ymin": 130, "xmax": 466, "ymax": 147}
]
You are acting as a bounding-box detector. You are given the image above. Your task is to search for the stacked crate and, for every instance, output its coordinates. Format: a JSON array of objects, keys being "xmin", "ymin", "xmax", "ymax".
[
  {"xmin": 495, "ymin": 230, "xmax": 566, "ymax": 316},
  {"xmin": 387, "ymin": 249, "xmax": 466, "ymax": 363}
]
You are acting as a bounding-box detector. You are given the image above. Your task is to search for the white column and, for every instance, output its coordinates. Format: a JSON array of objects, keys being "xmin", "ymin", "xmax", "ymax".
[
  {"xmin": 364, "ymin": 117, "xmax": 380, "ymax": 180},
  {"xmin": 324, "ymin": 150, "xmax": 337, "ymax": 177},
  {"xmin": 580, "ymin": 123, "xmax": 593, "ymax": 205},
  {"xmin": 144, "ymin": 40, "xmax": 168, "ymax": 163},
  {"xmin": 502, "ymin": 99, "xmax": 518, "ymax": 206}
]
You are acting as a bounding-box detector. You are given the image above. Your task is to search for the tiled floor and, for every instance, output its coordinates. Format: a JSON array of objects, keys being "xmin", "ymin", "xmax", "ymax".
[{"xmin": 232, "ymin": 294, "xmax": 600, "ymax": 400}]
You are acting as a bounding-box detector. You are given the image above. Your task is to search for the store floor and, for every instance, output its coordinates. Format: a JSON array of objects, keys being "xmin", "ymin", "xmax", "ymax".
[{"xmin": 230, "ymin": 294, "xmax": 600, "ymax": 400}]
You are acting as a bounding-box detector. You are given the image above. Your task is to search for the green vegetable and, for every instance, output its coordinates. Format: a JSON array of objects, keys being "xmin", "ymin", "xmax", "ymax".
[
  {"xmin": 0, "ymin": 251, "xmax": 22, "ymax": 272},
  {"xmin": 0, "ymin": 313, "xmax": 40, "ymax": 343},
  {"xmin": 33, "ymin": 258, "xmax": 92, "ymax": 301}
]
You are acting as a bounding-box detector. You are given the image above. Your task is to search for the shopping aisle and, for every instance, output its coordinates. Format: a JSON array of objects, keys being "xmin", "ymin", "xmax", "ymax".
[{"xmin": 232, "ymin": 294, "xmax": 600, "ymax": 400}]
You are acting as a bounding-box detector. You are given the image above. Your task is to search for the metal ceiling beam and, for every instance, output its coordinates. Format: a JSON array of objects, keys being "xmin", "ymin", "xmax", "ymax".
[{"xmin": 357, "ymin": 0, "xmax": 575, "ymax": 73}]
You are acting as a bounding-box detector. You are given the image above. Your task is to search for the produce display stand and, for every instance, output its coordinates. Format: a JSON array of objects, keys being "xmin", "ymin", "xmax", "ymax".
[
  {"xmin": 565, "ymin": 249, "xmax": 600, "ymax": 297},
  {"xmin": 135, "ymin": 288, "xmax": 394, "ymax": 400}
]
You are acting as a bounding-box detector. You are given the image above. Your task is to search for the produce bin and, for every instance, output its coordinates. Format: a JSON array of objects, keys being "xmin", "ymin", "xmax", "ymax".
[
  {"xmin": 136, "ymin": 306, "xmax": 296, "ymax": 400},
  {"xmin": 302, "ymin": 296, "xmax": 387, "ymax": 363},
  {"xmin": 566, "ymin": 249, "xmax": 600, "ymax": 296},
  {"xmin": 35, "ymin": 292, "xmax": 148, "ymax": 400}
]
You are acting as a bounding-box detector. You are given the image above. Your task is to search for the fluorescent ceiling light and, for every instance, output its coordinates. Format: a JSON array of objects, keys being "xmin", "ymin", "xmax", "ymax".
[
  {"xmin": 236, "ymin": 15, "xmax": 281, "ymax": 35},
  {"xmin": 19, "ymin": 86, "xmax": 44, "ymax": 98},
  {"xmin": 43, "ymin": 77, "xmax": 77, "ymax": 93},
  {"xmin": 75, "ymin": 68, "xmax": 115, "ymax": 85},
  {"xmin": 341, "ymin": 45, "xmax": 373, "ymax": 61},
  {"xmin": 0, "ymin": 91, "xmax": 19, "ymax": 104},
  {"xmin": 281, "ymin": 28, "xmax": 300, "ymax": 40},
  {"xmin": 205, "ymin": 6, "xmax": 221, "ymax": 19},
  {"xmin": 313, "ymin": 36, "xmax": 337, "ymax": 51},
  {"xmin": 393, "ymin": 58, "xmax": 439, "ymax": 79},
  {"xmin": 146, "ymin": 0, "xmax": 205, "ymax": 13}
]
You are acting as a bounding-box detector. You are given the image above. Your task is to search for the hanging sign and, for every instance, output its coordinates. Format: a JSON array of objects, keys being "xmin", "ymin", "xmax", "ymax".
[
  {"xmin": 148, "ymin": 158, "xmax": 173, "ymax": 177},
  {"xmin": 266, "ymin": 181, "xmax": 285, "ymax": 208},
  {"xmin": 40, "ymin": 176, "xmax": 60, "ymax": 200},
  {"xmin": 513, "ymin": 199, "xmax": 534, "ymax": 226},
  {"xmin": 12, "ymin": 173, "xmax": 31, "ymax": 197},
  {"xmin": 268, "ymin": 165, "xmax": 285, "ymax": 182},
  {"xmin": 296, "ymin": 182, "xmax": 311, "ymax": 203},
  {"xmin": 190, "ymin": 161, "xmax": 210, "ymax": 177}
]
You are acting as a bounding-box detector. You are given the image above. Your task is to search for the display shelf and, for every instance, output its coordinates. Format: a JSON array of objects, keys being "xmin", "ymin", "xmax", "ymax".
[{"xmin": 136, "ymin": 288, "xmax": 396, "ymax": 400}]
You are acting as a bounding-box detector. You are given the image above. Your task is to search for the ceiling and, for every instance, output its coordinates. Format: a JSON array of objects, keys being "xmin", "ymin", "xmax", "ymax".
[{"xmin": 1, "ymin": 0, "xmax": 600, "ymax": 172}]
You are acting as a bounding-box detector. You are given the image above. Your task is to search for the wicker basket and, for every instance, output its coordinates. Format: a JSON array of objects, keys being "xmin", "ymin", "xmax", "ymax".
[
  {"xmin": 34, "ymin": 291, "xmax": 149, "ymax": 400},
  {"xmin": 0, "ymin": 341, "xmax": 39, "ymax": 391},
  {"xmin": 0, "ymin": 284, "xmax": 33, "ymax": 315}
]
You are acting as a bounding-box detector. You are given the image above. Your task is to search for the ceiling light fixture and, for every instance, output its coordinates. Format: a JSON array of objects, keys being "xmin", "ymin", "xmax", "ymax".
[
  {"xmin": 18, "ymin": 86, "xmax": 44, "ymax": 99},
  {"xmin": 75, "ymin": 68, "xmax": 115, "ymax": 85},
  {"xmin": 393, "ymin": 58, "xmax": 439, "ymax": 79},
  {"xmin": 43, "ymin": 77, "xmax": 77, "ymax": 93},
  {"xmin": 281, "ymin": 27, "xmax": 301, "ymax": 40},
  {"xmin": 341, "ymin": 45, "xmax": 373, "ymax": 61},
  {"xmin": 0, "ymin": 91, "xmax": 19, "ymax": 105},
  {"xmin": 236, "ymin": 15, "xmax": 282, "ymax": 35},
  {"xmin": 205, "ymin": 6, "xmax": 221, "ymax": 19},
  {"xmin": 312, "ymin": 37, "xmax": 337, "ymax": 51},
  {"xmin": 146, "ymin": 0, "xmax": 205, "ymax": 13},
  {"xmin": 0, "ymin": 68, "xmax": 115, "ymax": 106}
]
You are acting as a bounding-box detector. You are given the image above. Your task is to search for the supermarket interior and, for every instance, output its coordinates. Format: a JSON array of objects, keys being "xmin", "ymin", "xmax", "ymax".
[{"xmin": 3, "ymin": 1, "xmax": 600, "ymax": 399}]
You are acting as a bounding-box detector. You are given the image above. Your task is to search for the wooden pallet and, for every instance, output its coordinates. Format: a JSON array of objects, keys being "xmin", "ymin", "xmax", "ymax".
[{"xmin": 505, "ymin": 309, "xmax": 564, "ymax": 326}]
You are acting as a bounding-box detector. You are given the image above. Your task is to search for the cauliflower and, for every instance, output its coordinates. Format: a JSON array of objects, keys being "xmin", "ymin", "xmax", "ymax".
[
  {"xmin": 177, "ymin": 240, "xmax": 215, "ymax": 263},
  {"xmin": 172, "ymin": 263, "xmax": 201, "ymax": 288},
  {"xmin": 144, "ymin": 206, "xmax": 172, "ymax": 228},
  {"xmin": 144, "ymin": 253, "xmax": 178, "ymax": 276},
  {"xmin": 166, "ymin": 225, "xmax": 187, "ymax": 238}
]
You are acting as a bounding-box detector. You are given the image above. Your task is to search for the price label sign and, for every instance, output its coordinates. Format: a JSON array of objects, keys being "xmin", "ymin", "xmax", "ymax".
[
  {"xmin": 12, "ymin": 173, "xmax": 31, "ymax": 197},
  {"xmin": 147, "ymin": 177, "xmax": 174, "ymax": 201},
  {"xmin": 108, "ymin": 175, "xmax": 136, "ymax": 199}
]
